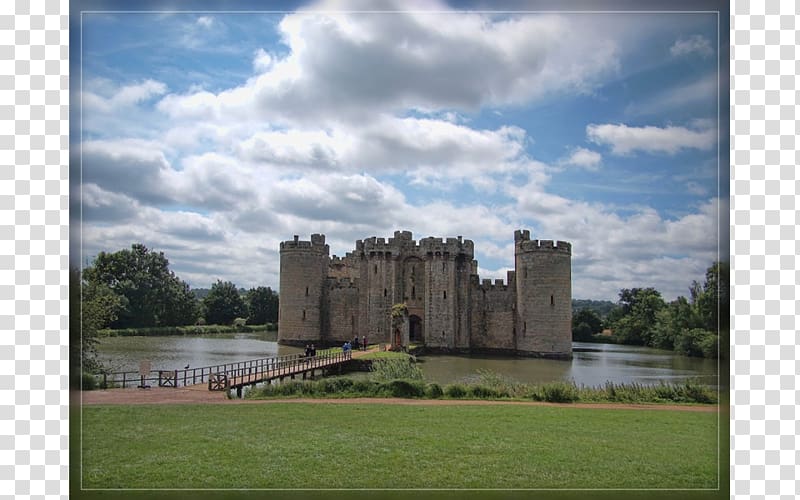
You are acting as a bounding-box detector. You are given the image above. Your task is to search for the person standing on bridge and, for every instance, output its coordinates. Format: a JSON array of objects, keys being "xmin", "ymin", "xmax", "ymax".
[
  {"xmin": 310, "ymin": 344, "xmax": 316, "ymax": 358},
  {"xmin": 362, "ymin": 335, "xmax": 367, "ymax": 351},
  {"xmin": 304, "ymin": 344, "xmax": 311, "ymax": 364}
]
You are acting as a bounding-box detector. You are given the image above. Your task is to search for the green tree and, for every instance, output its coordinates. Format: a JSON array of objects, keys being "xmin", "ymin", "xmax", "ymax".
[
  {"xmin": 651, "ymin": 296, "xmax": 701, "ymax": 350},
  {"xmin": 572, "ymin": 308, "xmax": 603, "ymax": 341},
  {"xmin": 203, "ymin": 280, "xmax": 246, "ymax": 325},
  {"xmin": 245, "ymin": 286, "xmax": 279, "ymax": 324},
  {"xmin": 610, "ymin": 288, "xmax": 665, "ymax": 346},
  {"xmin": 84, "ymin": 244, "xmax": 198, "ymax": 328},
  {"xmin": 70, "ymin": 268, "xmax": 123, "ymax": 383},
  {"xmin": 695, "ymin": 261, "xmax": 730, "ymax": 332},
  {"xmin": 674, "ymin": 328, "xmax": 718, "ymax": 358}
]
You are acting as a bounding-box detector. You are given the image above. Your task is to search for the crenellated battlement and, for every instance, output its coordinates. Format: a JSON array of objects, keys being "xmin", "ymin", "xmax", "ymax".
[
  {"xmin": 516, "ymin": 238, "xmax": 571, "ymax": 255},
  {"xmin": 279, "ymin": 229, "xmax": 571, "ymax": 358},
  {"xmin": 280, "ymin": 234, "xmax": 330, "ymax": 255},
  {"xmin": 418, "ymin": 235, "xmax": 474, "ymax": 258},
  {"xmin": 352, "ymin": 230, "xmax": 474, "ymax": 259},
  {"xmin": 474, "ymin": 275, "xmax": 515, "ymax": 291}
]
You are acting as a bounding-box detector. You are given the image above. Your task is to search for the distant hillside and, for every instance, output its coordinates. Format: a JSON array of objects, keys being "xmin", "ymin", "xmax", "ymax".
[{"xmin": 571, "ymin": 299, "xmax": 617, "ymax": 318}]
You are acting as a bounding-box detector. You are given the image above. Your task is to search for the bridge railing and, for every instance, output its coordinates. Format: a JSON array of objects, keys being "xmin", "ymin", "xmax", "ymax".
[{"xmin": 91, "ymin": 349, "xmax": 354, "ymax": 389}]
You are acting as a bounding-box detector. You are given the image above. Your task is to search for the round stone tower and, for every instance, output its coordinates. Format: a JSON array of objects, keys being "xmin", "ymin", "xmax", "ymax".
[
  {"xmin": 278, "ymin": 234, "xmax": 329, "ymax": 346},
  {"xmin": 514, "ymin": 229, "xmax": 572, "ymax": 359}
]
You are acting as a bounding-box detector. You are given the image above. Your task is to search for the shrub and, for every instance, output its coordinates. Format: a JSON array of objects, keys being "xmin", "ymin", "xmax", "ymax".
[
  {"xmin": 81, "ymin": 372, "xmax": 97, "ymax": 391},
  {"xmin": 369, "ymin": 358, "xmax": 424, "ymax": 381},
  {"xmin": 468, "ymin": 384, "xmax": 504, "ymax": 399},
  {"xmin": 698, "ymin": 334, "xmax": 719, "ymax": 359},
  {"xmin": 532, "ymin": 382, "xmax": 580, "ymax": 403},
  {"xmin": 317, "ymin": 377, "xmax": 354, "ymax": 394},
  {"xmin": 444, "ymin": 383, "xmax": 467, "ymax": 398},
  {"xmin": 272, "ymin": 380, "xmax": 306, "ymax": 396},
  {"xmin": 425, "ymin": 382, "xmax": 443, "ymax": 398},
  {"xmin": 379, "ymin": 379, "xmax": 425, "ymax": 398},
  {"xmin": 674, "ymin": 328, "xmax": 716, "ymax": 358},
  {"xmin": 352, "ymin": 379, "xmax": 380, "ymax": 396},
  {"xmin": 679, "ymin": 380, "xmax": 717, "ymax": 404},
  {"xmin": 475, "ymin": 369, "xmax": 520, "ymax": 397}
]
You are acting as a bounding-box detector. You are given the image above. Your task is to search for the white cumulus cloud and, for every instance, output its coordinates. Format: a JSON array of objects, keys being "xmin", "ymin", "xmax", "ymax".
[
  {"xmin": 560, "ymin": 147, "xmax": 602, "ymax": 169},
  {"xmin": 586, "ymin": 122, "xmax": 716, "ymax": 155}
]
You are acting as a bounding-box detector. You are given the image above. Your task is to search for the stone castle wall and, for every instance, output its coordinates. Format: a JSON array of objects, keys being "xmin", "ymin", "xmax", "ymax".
[
  {"xmin": 468, "ymin": 276, "xmax": 516, "ymax": 350},
  {"xmin": 277, "ymin": 230, "xmax": 572, "ymax": 358},
  {"xmin": 324, "ymin": 278, "xmax": 359, "ymax": 343},
  {"xmin": 513, "ymin": 230, "xmax": 572, "ymax": 357}
]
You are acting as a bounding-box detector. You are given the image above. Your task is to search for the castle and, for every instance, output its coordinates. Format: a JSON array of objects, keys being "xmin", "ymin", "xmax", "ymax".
[{"xmin": 278, "ymin": 230, "xmax": 572, "ymax": 359}]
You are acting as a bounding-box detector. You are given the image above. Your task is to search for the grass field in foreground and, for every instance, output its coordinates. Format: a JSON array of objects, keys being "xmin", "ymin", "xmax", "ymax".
[{"xmin": 81, "ymin": 403, "xmax": 719, "ymax": 489}]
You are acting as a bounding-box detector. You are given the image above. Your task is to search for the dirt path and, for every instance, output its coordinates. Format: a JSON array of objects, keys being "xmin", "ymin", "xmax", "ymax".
[{"xmin": 77, "ymin": 386, "xmax": 718, "ymax": 412}]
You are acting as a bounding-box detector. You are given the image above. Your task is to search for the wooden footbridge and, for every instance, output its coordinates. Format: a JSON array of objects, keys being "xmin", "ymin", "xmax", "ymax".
[{"xmin": 96, "ymin": 348, "xmax": 365, "ymax": 397}]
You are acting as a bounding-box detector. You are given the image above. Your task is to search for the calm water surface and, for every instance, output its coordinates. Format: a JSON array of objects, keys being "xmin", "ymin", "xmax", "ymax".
[
  {"xmin": 96, "ymin": 334, "xmax": 719, "ymax": 387},
  {"xmin": 418, "ymin": 342, "xmax": 719, "ymax": 387},
  {"xmin": 96, "ymin": 332, "xmax": 304, "ymax": 372}
]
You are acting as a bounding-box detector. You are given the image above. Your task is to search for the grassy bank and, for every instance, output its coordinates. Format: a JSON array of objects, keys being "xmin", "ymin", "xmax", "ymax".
[
  {"xmin": 81, "ymin": 403, "xmax": 719, "ymax": 489},
  {"xmin": 248, "ymin": 360, "xmax": 718, "ymax": 405},
  {"xmin": 97, "ymin": 323, "xmax": 277, "ymax": 337},
  {"xmin": 247, "ymin": 376, "xmax": 717, "ymax": 405}
]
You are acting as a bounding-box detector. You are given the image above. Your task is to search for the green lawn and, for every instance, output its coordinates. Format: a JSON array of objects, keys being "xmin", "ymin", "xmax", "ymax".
[{"xmin": 80, "ymin": 403, "xmax": 720, "ymax": 490}]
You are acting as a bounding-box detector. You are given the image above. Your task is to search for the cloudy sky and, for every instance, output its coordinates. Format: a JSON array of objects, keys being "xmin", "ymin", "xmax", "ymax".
[{"xmin": 72, "ymin": 0, "xmax": 728, "ymax": 301}]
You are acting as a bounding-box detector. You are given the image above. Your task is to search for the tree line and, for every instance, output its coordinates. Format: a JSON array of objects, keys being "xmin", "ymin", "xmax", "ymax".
[
  {"xmin": 571, "ymin": 261, "xmax": 729, "ymax": 359},
  {"xmin": 80, "ymin": 243, "xmax": 279, "ymax": 330}
]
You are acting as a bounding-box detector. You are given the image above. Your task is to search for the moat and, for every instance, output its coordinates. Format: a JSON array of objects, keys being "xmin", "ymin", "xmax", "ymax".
[{"xmin": 96, "ymin": 333, "xmax": 719, "ymax": 388}]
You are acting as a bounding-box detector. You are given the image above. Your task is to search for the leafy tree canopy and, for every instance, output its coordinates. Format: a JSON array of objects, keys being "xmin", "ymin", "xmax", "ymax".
[
  {"xmin": 71, "ymin": 267, "xmax": 123, "ymax": 378},
  {"xmin": 83, "ymin": 244, "xmax": 198, "ymax": 328},
  {"xmin": 571, "ymin": 308, "xmax": 603, "ymax": 341},
  {"xmin": 607, "ymin": 261, "xmax": 728, "ymax": 359},
  {"xmin": 203, "ymin": 280, "xmax": 246, "ymax": 326},
  {"xmin": 245, "ymin": 286, "xmax": 279, "ymax": 325}
]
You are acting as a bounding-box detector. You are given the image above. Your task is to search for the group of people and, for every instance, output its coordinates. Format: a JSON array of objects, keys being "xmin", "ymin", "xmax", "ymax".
[
  {"xmin": 304, "ymin": 344, "xmax": 317, "ymax": 360},
  {"xmin": 342, "ymin": 335, "xmax": 368, "ymax": 353}
]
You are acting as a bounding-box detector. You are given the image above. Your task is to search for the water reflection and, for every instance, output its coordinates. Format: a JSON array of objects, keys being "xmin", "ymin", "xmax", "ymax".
[
  {"xmin": 95, "ymin": 335, "xmax": 719, "ymax": 388},
  {"xmin": 96, "ymin": 332, "xmax": 303, "ymax": 372}
]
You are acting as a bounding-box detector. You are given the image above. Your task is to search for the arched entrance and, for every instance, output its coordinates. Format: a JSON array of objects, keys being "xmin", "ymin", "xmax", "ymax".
[{"xmin": 409, "ymin": 315, "xmax": 423, "ymax": 343}]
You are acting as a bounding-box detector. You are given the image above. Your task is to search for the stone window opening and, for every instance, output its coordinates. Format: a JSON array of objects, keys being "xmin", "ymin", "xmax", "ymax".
[
  {"xmin": 443, "ymin": 290, "xmax": 447, "ymax": 299},
  {"xmin": 411, "ymin": 286, "xmax": 415, "ymax": 299},
  {"xmin": 550, "ymin": 295, "xmax": 554, "ymax": 306},
  {"xmin": 523, "ymin": 321, "xmax": 526, "ymax": 335},
  {"xmin": 442, "ymin": 262, "xmax": 446, "ymax": 272},
  {"xmin": 302, "ymin": 309, "xmax": 306, "ymax": 320},
  {"xmin": 374, "ymin": 264, "xmax": 378, "ymax": 274},
  {"xmin": 384, "ymin": 288, "xmax": 387, "ymax": 297},
  {"xmin": 305, "ymin": 286, "xmax": 309, "ymax": 296}
]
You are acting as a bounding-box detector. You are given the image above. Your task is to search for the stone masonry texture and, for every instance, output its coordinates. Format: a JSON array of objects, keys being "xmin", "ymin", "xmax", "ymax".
[{"xmin": 278, "ymin": 230, "xmax": 572, "ymax": 358}]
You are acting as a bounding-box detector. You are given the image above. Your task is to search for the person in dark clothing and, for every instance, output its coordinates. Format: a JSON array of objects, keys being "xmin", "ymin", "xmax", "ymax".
[
  {"xmin": 310, "ymin": 344, "xmax": 316, "ymax": 357},
  {"xmin": 353, "ymin": 336, "xmax": 360, "ymax": 351},
  {"xmin": 362, "ymin": 335, "xmax": 367, "ymax": 351},
  {"xmin": 304, "ymin": 344, "xmax": 311, "ymax": 363}
]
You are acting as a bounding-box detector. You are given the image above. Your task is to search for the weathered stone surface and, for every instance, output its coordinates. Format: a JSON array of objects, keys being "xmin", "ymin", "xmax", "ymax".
[{"xmin": 278, "ymin": 230, "xmax": 572, "ymax": 358}]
